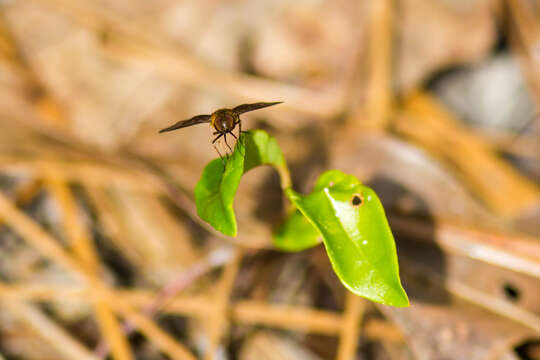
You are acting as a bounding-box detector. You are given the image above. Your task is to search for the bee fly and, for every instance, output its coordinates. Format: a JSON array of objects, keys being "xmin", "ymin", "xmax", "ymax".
[{"xmin": 159, "ymin": 101, "xmax": 282, "ymax": 158}]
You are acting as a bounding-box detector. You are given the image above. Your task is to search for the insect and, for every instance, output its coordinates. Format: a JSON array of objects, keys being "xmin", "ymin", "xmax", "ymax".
[{"xmin": 159, "ymin": 101, "xmax": 282, "ymax": 158}]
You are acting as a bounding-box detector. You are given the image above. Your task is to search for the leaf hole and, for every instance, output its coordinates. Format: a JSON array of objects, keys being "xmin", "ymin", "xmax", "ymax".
[{"xmin": 351, "ymin": 194, "xmax": 363, "ymax": 207}]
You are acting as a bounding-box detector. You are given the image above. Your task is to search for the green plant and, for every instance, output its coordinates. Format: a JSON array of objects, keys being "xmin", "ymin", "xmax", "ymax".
[{"xmin": 195, "ymin": 130, "xmax": 409, "ymax": 307}]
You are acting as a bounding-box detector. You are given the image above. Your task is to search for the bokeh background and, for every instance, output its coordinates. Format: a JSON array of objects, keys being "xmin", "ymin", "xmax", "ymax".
[{"xmin": 1, "ymin": 0, "xmax": 540, "ymax": 359}]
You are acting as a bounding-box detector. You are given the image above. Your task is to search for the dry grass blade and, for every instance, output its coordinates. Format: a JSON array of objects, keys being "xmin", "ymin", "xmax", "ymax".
[
  {"xmin": 0, "ymin": 155, "xmax": 274, "ymax": 249},
  {"xmin": 390, "ymin": 216, "xmax": 540, "ymax": 278},
  {"xmin": 44, "ymin": 167, "xmax": 133, "ymax": 360},
  {"xmin": 232, "ymin": 301, "xmax": 343, "ymax": 335},
  {"xmin": 0, "ymin": 16, "xmax": 25, "ymax": 73},
  {"xmin": 96, "ymin": 248, "xmax": 232, "ymax": 359},
  {"xmin": 445, "ymin": 276, "xmax": 540, "ymax": 333},
  {"xmin": 481, "ymin": 131, "xmax": 540, "ymax": 159},
  {"xmin": 205, "ymin": 249, "xmax": 243, "ymax": 360},
  {"xmin": 30, "ymin": 0, "xmax": 346, "ymax": 118},
  {"xmin": 0, "ymin": 285, "xmax": 100, "ymax": 360},
  {"xmin": 507, "ymin": 0, "xmax": 540, "ymax": 107},
  {"xmin": 365, "ymin": 0, "xmax": 394, "ymax": 131},
  {"xmin": 0, "ymin": 18, "xmax": 18, "ymax": 61},
  {"xmin": 0, "ymin": 179, "xmax": 42, "ymax": 229},
  {"xmin": 396, "ymin": 92, "xmax": 540, "ymax": 217},
  {"xmin": 0, "ymin": 192, "xmax": 196, "ymax": 360},
  {"xmin": 0, "ymin": 191, "xmax": 87, "ymax": 277},
  {"xmin": 0, "ymin": 157, "xmax": 165, "ymax": 195},
  {"xmin": 107, "ymin": 302, "xmax": 196, "ymax": 360},
  {"xmin": 84, "ymin": 187, "xmax": 146, "ymax": 266},
  {"xmin": 403, "ymin": 260, "xmax": 540, "ymax": 333},
  {"xmin": 0, "ymin": 284, "xmax": 404, "ymax": 343},
  {"xmin": 1, "ymin": 0, "xmax": 539, "ymax": 357},
  {"xmin": 97, "ymin": 189, "xmax": 198, "ymax": 279}
]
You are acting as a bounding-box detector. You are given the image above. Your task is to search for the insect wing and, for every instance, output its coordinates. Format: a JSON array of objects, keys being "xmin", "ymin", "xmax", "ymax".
[
  {"xmin": 232, "ymin": 101, "xmax": 282, "ymax": 115},
  {"xmin": 159, "ymin": 114, "xmax": 211, "ymax": 133}
]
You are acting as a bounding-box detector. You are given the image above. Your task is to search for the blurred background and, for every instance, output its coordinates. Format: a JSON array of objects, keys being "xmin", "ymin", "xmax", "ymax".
[{"xmin": 0, "ymin": 0, "xmax": 540, "ymax": 359}]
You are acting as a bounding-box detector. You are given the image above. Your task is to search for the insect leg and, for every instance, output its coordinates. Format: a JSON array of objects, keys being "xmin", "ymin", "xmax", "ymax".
[
  {"xmin": 212, "ymin": 133, "xmax": 226, "ymax": 162},
  {"xmin": 212, "ymin": 133, "xmax": 224, "ymax": 144},
  {"xmin": 238, "ymin": 119, "xmax": 246, "ymax": 134},
  {"xmin": 230, "ymin": 130, "xmax": 245, "ymax": 156},
  {"xmin": 213, "ymin": 144, "xmax": 226, "ymax": 165},
  {"xmin": 223, "ymin": 133, "xmax": 233, "ymax": 154}
]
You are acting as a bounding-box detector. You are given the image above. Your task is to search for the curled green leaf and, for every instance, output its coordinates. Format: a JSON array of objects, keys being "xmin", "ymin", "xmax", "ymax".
[{"xmin": 194, "ymin": 130, "xmax": 289, "ymax": 236}]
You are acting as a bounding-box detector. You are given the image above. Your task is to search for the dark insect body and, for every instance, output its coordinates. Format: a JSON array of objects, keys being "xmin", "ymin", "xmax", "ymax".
[{"xmin": 159, "ymin": 101, "xmax": 282, "ymax": 158}]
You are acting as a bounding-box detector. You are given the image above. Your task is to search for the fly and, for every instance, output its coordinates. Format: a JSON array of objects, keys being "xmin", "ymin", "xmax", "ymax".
[{"xmin": 159, "ymin": 101, "xmax": 282, "ymax": 158}]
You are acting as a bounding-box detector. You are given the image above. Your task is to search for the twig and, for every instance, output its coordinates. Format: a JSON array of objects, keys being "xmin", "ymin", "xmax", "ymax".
[
  {"xmin": 336, "ymin": 293, "xmax": 366, "ymax": 360},
  {"xmin": 205, "ymin": 249, "xmax": 243, "ymax": 360},
  {"xmin": 364, "ymin": 318, "xmax": 404, "ymax": 343},
  {"xmin": 0, "ymin": 284, "xmax": 403, "ymax": 341},
  {"xmin": 232, "ymin": 300, "xmax": 342, "ymax": 335}
]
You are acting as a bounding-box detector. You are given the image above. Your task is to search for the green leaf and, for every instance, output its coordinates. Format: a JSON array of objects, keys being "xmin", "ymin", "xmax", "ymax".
[
  {"xmin": 274, "ymin": 209, "xmax": 322, "ymax": 251},
  {"xmin": 285, "ymin": 170, "xmax": 409, "ymax": 307},
  {"xmin": 194, "ymin": 130, "xmax": 288, "ymax": 236}
]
